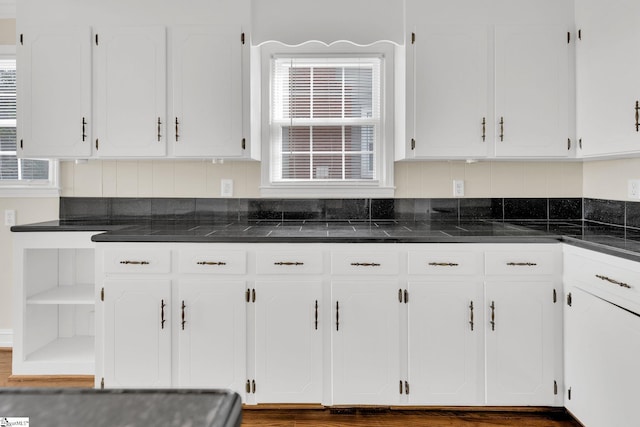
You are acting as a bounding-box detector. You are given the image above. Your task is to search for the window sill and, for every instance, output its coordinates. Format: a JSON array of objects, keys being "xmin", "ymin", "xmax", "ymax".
[
  {"xmin": 260, "ymin": 184, "xmax": 395, "ymax": 198},
  {"xmin": 0, "ymin": 186, "xmax": 60, "ymax": 198}
]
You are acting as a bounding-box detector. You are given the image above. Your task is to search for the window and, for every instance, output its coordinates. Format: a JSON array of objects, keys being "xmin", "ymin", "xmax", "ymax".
[
  {"xmin": 271, "ymin": 57, "xmax": 380, "ymax": 182},
  {"xmin": 259, "ymin": 42, "xmax": 395, "ymax": 197},
  {"xmin": 0, "ymin": 50, "xmax": 58, "ymax": 196}
]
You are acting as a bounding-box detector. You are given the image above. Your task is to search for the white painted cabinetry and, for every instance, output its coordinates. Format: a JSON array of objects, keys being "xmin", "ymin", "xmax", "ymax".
[
  {"xmin": 493, "ymin": 24, "xmax": 570, "ymax": 158},
  {"xmin": 171, "ymin": 26, "xmax": 245, "ymax": 158},
  {"xmin": 331, "ymin": 280, "xmax": 401, "ymax": 405},
  {"xmin": 485, "ymin": 249, "xmax": 562, "ymax": 406},
  {"xmin": 94, "ymin": 26, "xmax": 167, "ymax": 157},
  {"xmin": 401, "ymin": 0, "xmax": 572, "ymax": 160},
  {"xmin": 12, "ymin": 232, "xmax": 98, "ymax": 376},
  {"xmin": 254, "ymin": 281, "xmax": 322, "ymax": 403},
  {"xmin": 575, "ymin": 0, "xmax": 640, "ymax": 157},
  {"xmin": 564, "ymin": 245, "xmax": 640, "ymax": 426},
  {"xmin": 17, "ymin": 26, "xmax": 92, "ymax": 158},
  {"xmin": 103, "ymin": 279, "xmax": 172, "ymax": 388},
  {"xmin": 406, "ymin": 249, "xmax": 485, "ymax": 405}
]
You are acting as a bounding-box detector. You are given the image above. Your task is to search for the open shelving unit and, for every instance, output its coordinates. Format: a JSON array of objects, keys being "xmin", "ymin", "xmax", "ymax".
[{"xmin": 13, "ymin": 232, "xmax": 99, "ymax": 376}]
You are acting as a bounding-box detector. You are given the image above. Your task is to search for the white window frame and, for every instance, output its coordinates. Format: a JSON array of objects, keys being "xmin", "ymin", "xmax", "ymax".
[
  {"xmin": 0, "ymin": 45, "xmax": 59, "ymax": 197},
  {"xmin": 258, "ymin": 41, "xmax": 395, "ymax": 198}
]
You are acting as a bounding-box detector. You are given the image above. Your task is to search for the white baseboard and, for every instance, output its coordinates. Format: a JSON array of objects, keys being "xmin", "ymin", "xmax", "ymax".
[{"xmin": 0, "ymin": 329, "xmax": 13, "ymax": 348}]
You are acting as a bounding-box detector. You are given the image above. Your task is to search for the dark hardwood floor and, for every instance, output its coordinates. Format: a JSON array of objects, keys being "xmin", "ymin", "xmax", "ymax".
[{"xmin": 1, "ymin": 349, "xmax": 581, "ymax": 426}]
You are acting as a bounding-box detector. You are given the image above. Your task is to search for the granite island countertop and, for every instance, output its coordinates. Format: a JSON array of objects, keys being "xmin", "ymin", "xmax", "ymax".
[{"xmin": 11, "ymin": 219, "xmax": 640, "ymax": 262}]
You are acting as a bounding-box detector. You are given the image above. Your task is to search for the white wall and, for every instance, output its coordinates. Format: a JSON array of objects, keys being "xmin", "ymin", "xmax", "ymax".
[{"xmin": 583, "ymin": 158, "xmax": 640, "ymax": 201}]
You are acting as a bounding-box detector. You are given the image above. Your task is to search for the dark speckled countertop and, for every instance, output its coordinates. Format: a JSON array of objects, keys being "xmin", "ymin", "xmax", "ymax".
[{"xmin": 11, "ymin": 218, "xmax": 640, "ymax": 262}]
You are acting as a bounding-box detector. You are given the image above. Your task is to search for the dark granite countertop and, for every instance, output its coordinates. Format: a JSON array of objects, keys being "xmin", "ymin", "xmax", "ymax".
[{"xmin": 11, "ymin": 218, "xmax": 640, "ymax": 262}]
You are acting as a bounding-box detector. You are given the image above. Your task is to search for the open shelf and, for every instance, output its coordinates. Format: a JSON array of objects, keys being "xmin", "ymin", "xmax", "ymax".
[
  {"xmin": 25, "ymin": 336, "xmax": 94, "ymax": 364},
  {"xmin": 27, "ymin": 285, "xmax": 94, "ymax": 305}
]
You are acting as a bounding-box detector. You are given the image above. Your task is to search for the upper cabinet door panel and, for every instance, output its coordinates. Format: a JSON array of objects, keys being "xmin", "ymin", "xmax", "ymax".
[
  {"xmin": 94, "ymin": 26, "xmax": 166, "ymax": 157},
  {"xmin": 171, "ymin": 26, "xmax": 243, "ymax": 158},
  {"xmin": 576, "ymin": 0, "xmax": 640, "ymax": 157},
  {"xmin": 494, "ymin": 25, "xmax": 570, "ymax": 158},
  {"xmin": 19, "ymin": 26, "xmax": 92, "ymax": 158},
  {"xmin": 411, "ymin": 24, "xmax": 490, "ymax": 158}
]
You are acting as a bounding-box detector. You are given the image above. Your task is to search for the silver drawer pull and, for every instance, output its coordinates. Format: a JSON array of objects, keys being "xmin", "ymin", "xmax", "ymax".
[
  {"xmin": 507, "ymin": 262, "xmax": 537, "ymax": 266},
  {"xmin": 197, "ymin": 261, "xmax": 227, "ymax": 266},
  {"xmin": 429, "ymin": 262, "xmax": 459, "ymax": 267},
  {"xmin": 120, "ymin": 260, "xmax": 150, "ymax": 265},
  {"xmin": 596, "ymin": 274, "xmax": 632, "ymax": 289},
  {"xmin": 274, "ymin": 261, "xmax": 304, "ymax": 266},
  {"xmin": 351, "ymin": 262, "xmax": 381, "ymax": 267}
]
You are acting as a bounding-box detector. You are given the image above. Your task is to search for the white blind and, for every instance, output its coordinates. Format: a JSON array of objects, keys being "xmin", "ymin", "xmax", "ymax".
[
  {"xmin": 271, "ymin": 57, "xmax": 380, "ymax": 181},
  {"xmin": 0, "ymin": 58, "xmax": 50, "ymax": 182}
]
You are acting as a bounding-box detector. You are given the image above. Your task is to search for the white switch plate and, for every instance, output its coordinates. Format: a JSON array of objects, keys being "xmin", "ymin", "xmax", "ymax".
[
  {"xmin": 628, "ymin": 179, "xmax": 640, "ymax": 199},
  {"xmin": 453, "ymin": 180, "xmax": 464, "ymax": 197},
  {"xmin": 4, "ymin": 209, "xmax": 16, "ymax": 226},
  {"xmin": 221, "ymin": 179, "xmax": 233, "ymax": 197}
]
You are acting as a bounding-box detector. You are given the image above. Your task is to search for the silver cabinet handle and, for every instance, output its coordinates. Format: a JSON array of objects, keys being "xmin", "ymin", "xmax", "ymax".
[
  {"xmin": 161, "ymin": 299, "xmax": 166, "ymax": 329},
  {"xmin": 120, "ymin": 260, "xmax": 150, "ymax": 265},
  {"xmin": 507, "ymin": 262, "xmax": 537, "ymax": 266},
  {"xmin": 274, "ymin": 261, "xmax": 304, "ymax": 266},
  {"xmin": 350, "ymin": 262, "xmax": 380, "ymax": 267},
  {"xmin": 197, "ymin": 261, "xmax": 226, "ymax": 266},
  {"xmin": 429, "ymin": 262, "xmax": 459, "ymax": 267},
  {"xmin": 596, "ymin": 274, "xmax": 632, "ymax": 289},
  {"xmin": 490, "ymin": 301, "xmax": 495, "ymax": 331},
  {"xmin": 469, "ymin": 301, "xmax": 474, "ymax": 331}
]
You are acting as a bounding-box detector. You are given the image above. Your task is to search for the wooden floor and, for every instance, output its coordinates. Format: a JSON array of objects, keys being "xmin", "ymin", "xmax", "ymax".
[{"xmin": 1, "ymin": 349, "xmax": 581, "ymax": 426}]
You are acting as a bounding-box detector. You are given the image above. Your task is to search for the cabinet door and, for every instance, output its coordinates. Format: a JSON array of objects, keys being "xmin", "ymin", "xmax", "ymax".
[
  {"xmin": 171, "ymin": 26, "xmax": 243, "ymax": 158},
  {"xmin": 103, "ymin": 280, "xmax": 171, "ymax": 388},
  {"xmin": 408, "ymin": 281, "xmax": 484, "ymax": 405},
  {"xmin": 409, "ymin": 24, "xmax": 490, "ymax": 158},
  {"xmin": 18, "ymin": 26, "xmax": 92, "ymax": 158},
  {"xmin": 94, "ymin": 26, "xmax": 166, "ymax": 157},
  {"xmin": 332, "ymin": 280, "xmax": 400, "ymax": 405},
  {"xmin": 254, "ymin": 281, "xmax": 322, "ymax": 403},
  {"xmin": 177, "ymin": 280, "xmax": 246, "ymax": 396},
  {"xmin": 576, "ymin": 0, "xmax": 640, "ymax": 157},
  {"xmin": 565, "ymin": 287, "xmax": 640, "ymax": 427},
  {"xmin": 494, "ymin": 25, "xmax": 570, "ymax": 157},
  {"xmin": 485, "ymin": 281, "xmax": 558, "ymax": 405}
]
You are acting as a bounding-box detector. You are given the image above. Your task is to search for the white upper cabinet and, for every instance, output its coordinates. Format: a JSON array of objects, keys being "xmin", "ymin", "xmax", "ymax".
[
  {"xmin": 407, "ymin": 24, "xmax": 490, "ymax": 159},
  {"xmin": 171, "ymin": 26, "xmax": 245, "ymax": 158},
  {"xmin": 575, "ymin": 0, "xmax": 640, "ymax": 157},
  {"xmin": 18, "ymin": 26, "xmax": 92, "ymax": 158},
  {"xmin": 401, "ymin": 0, "xmax": 573, "ymax": 160},
  {"xmin": 494, "ymin": 25, "xmax": 570, "ymax": 158},
  {"xmin": 94, "ymin": 26, "xmax": 167, "ymax": 157}
]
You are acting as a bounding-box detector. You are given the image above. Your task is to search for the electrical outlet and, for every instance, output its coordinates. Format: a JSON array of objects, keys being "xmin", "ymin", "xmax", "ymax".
[
  {"xmin": 453, "ymin": 180, "xmax": 464, "ymax": 197},
  {"xmin": 4, "ymin": 209, "xmax": 16, "ymax": 226},
  {"xmin": 221, "ymin": 179, "xmax": 233, "ymax": 197},
  {"xmin": 628, "ymin": 180, "xmax": 640, "ymax": 200}
]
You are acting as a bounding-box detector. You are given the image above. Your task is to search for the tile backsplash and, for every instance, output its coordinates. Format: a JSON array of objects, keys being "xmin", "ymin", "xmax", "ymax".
[{"xmin": 60, "ymin": 197, "xmax": 584, "ymax": 223}]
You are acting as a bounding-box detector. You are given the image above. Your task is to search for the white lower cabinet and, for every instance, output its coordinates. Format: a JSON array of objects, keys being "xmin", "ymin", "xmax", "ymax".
[
  {"xmin": 485, "ymin": 281, "xmax": 559, "ymax": 406},
  {"xmin": 253, "ymin": 281, "xmax": 322, "ymax": 403},
  {"xmin": 94, "ymin": 242, "xmax": 565, "ymax": 408},
  {"xmin": 564, "ymin": 287, "xmax": 640, "ymax": 427},
  {"xmin": 331, "ymin": 280, "xmax": 401, "ymax": 405},
  {"xmin": 103, "ymin": 279, "xmax": 172, "ymax": 388},
  {"xmin": 177, "ymin": 280, "xmax": 246, "ymax": 392},
  {"xmin": 407, "ymin": 281, "xmax": 484, "ymax": 405}
]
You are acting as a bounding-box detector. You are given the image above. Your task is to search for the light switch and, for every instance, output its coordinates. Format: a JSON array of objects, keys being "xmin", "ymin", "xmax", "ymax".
[
  {"xmin": 4, "ymin": 209, "xmax": 16, "ymax": 226},
  {"xmin": 221, "ymin": 179, "xmax": 233, "ymax": 197}
]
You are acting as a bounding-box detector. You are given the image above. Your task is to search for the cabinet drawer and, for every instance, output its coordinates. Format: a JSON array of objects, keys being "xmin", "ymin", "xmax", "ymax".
[
  {"xmin": 565, "ymin": 251, "xmax": 640, "ymax": 310},
  {"xmin": 408, "ymin": 251, "xmax": 483, "ymax": 276},
  {"xmin": 485, "ymin": 250, "xmax": 559, "ymax": 276},
  {"xmin": 331, "ymin": 252, "xmax": 399, "ymax": 275},
  {"xmin": 256, "ymin": 251, "xmax": 323, "ymax": 275},
  {"xmin": 178, "ymin": 249, "xmax": 246, "ymax": 274},
  {"xmin": 103, "ymin": 248, "xmax": 171, "ymax": 274}
]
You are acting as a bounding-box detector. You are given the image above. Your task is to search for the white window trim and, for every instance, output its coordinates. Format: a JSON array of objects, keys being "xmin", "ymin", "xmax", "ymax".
[
  {"xmin": 257, "ymin": 41, "xmax": 395, "ymax": 198},
  {"xmin": 0, "ymin": 44, "xmax": 60, "ymax": 198}
]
